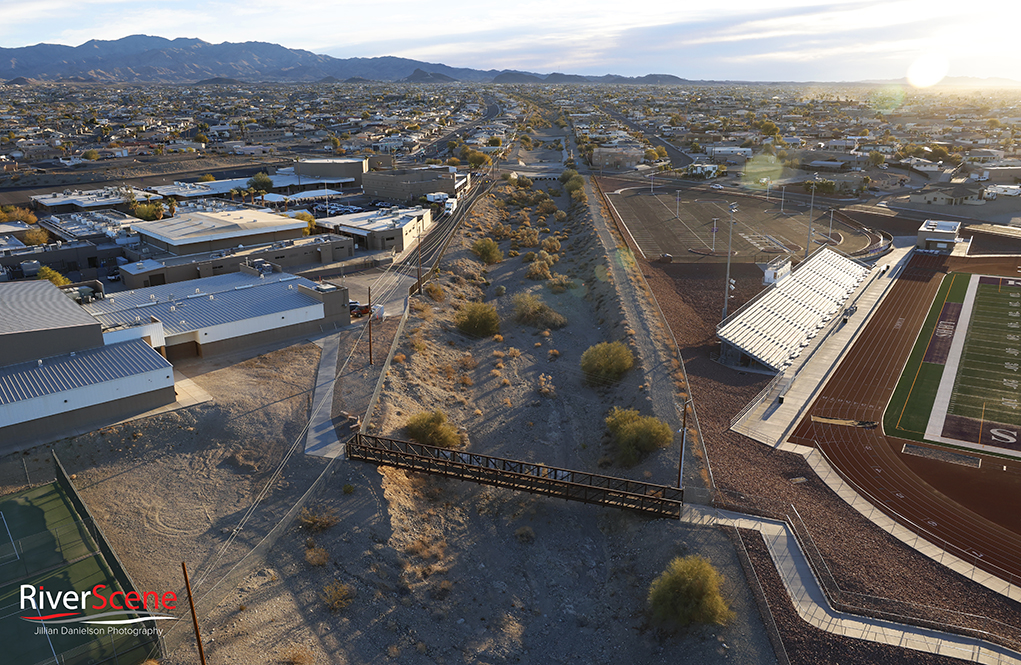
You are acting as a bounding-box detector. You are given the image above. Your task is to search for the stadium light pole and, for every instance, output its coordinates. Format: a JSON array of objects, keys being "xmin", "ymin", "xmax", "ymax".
[
  {"xmin": 807, "ymin": 184, "xmax": 815, "ymax": 259},
  {"xmin": 722, "ymin": 203, "xmax": 738, "ymax": 321},
  {"xmin": 677, "ymin": 397, "xmax": 691, "ymax": 489}
]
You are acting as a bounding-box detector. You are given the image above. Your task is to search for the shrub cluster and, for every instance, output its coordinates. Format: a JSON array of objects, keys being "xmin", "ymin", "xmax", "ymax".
[
  {"xmin": 513, "ymin": 293, "xmax": 567, "ymax": 329},
  {"xmin": 605, "ymin": 406, "xmax": 672, "ymax": 466},
  {"xmin": 647, "ymin": 555, "xmax": 734, "ymax": 628},
  {"xmin": 580, "ymin": 341, "xmax": 633, "ymax": 385},
  {"xmin": 405, "ymin": 410, "xmax": 460, "ymax": 448},
  {"xmin": 455, "ymin": 302, "xmax": 500, "ymax": 336},
  {"xmin": 471, "ymin": 237, "xmax": 503, "ymax": 264}
]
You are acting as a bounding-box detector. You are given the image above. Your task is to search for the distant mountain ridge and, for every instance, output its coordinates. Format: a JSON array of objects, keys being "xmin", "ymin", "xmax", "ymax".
[{"xmin": 0, "ymin": 34, "xmax": 697, "ymax": 84}]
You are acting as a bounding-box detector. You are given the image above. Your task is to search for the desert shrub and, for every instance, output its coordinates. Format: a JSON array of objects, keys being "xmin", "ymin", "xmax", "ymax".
[
  {"xmin": 455, "ymin": 302, "xmax": 500, "ymax": 336},
  {"xmin": 471, "ymin": 237, "xmax": 503, "ymax": 264},
  {"xmin": 424, "ymin": 282, "xmax": 445, "ymax": 301},
  {"xmin": 305, "ymin": 546, "xmax": 329, "ymax": 566},
  {"xmin": 322, "ymin": 580, "xmax": 354, "ymax": 611},
  {"xmin": 494, "ymin": 285, "xmax": 506, "ymax": 296},
  {"xmin": 537, "ymin": 199, "xmax": 558, "ymax": 215},
  {"xmin": 537, "ymin": 373, "xmax": 556, "ymax": 397},
  {"xmin": 513, "ymin": 293, "xmax": 567, "ymax": 329},
  {"xmin": 648, "ymin": 555, "xmax": 734, "ymax": 628},
  {"xmin": 541, "ymin": 237, "xmax": 561, "ymax": 253},
  {"xmin": 515, "ymin": 526, "xmax": 536, "ymax": 543},
  {"xmin": 522, "ymin": 251, "xmax": 537, "ymax": 263},
  {"xmin": 280, "ymin": 645, "xmax": 315, "ymax": 665},
  {"xmin": 580, "ymin": 341, "xmax": 633, "ymax": 385},
  {"xmin": 605, "ymin": 406, "xmax": 673, "ymax": 465},
  {"xmin": 392, "ymin": 353, "xmax": 406, "ymax": 364},
  {"xmin": 517, "ymin": 227, "xmax": 540, "ymax": 247},
  {"xmin": 547, "ymin": 273, "xmax": 575, "ymax": 294},
  {"xmin": 564, "ymin": 175, "xmax": 585, "ymax": 192},
  {"xmin": 571, "ymin": 188, "xmax": 588, "ymax": 206},
  {"xmin": 342, "ymin": 483, "xmax": 355, "ymax": 494},
  {"xmin": 536, "ymin": 249, "xmax": 557, "ymax": 265},
  {"xmin": 405, "ymin": 410, "xmax": 460, "ymax": 448},
  {"xmin": 525, "ymin": 260, "xmax": 551, "ymax": 281},
  {"xmin": 554, "ymin": 210, "xmax": 567, "ymax": 222},
  {"xmin": 299, "ymin": 505, "xmax": 338, "ymax": 532}
]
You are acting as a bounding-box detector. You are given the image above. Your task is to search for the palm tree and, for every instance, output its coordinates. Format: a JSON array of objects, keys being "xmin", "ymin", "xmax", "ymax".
[
  {"xmin": 167, "ymin": 198, "xmax": 178, "ymax": 217},
  {"xmin": 246, "ymin": 187, "xmax": 256, "ymax": 204}
]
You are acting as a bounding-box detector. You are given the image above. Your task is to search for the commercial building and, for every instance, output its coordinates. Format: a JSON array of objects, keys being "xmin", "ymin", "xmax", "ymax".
[
  {"xmin": 84, "ymin": 268, "xmax": 350, "ymax": 360},
  {"xmin": 910, "ymin": 183, "xmax": 986, "ymax": 206},
  {"xmin": 591, "ymin": 146, "xmax": 644, "ymax": 170},
  {"xmin": 118, "ymin": 234, "xmax": 355, "ymax": 289},
  {"xmin": 362, "ymin": 167, "xmax": 470, "ymax": 202},
  {"xmin": 316, "ymin": 207, "xmax": 431, "ymax": 252},
  {"xmin": 132, "ymin": 209, "xmax": 307, "ymax": 256},
  {"xmin": 30, "ymin": 187, "xmax": 161, "ymax": 214},
  {"xmin": 0, "ymin": 280, "xmax": 175, "ymax": 445}
]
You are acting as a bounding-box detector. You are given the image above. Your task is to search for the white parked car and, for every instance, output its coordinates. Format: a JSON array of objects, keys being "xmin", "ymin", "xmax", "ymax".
[{"xmin": 709, "ymin": 183, "xmax": 724, "ymax": 190}]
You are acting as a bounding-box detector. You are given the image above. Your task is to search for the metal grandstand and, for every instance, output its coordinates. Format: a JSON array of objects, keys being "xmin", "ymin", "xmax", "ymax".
[{"xmin": 717, "ymin": 247, "xmax": 871, "ymax": 372}]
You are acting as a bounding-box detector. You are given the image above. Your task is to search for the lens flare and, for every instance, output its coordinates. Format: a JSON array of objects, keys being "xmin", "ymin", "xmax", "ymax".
[{"xmin": 906, "ymin": 54, "xmax": 949, "ymax": 88}]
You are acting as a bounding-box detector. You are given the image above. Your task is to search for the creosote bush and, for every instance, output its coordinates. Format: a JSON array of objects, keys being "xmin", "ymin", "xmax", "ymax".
[
  {"xmin": 455, "ymin": 301, "xmax": 500, "ymax": 336},
  {"xmin": 299, "ymin": 505, "xmax": 339, "ymax": 532},
  {"xmin": 513, "ymin": 293, "xmax": 567, "ymax": 329},
  {"xmin": 580, "ymin": 341, "xmax": 633, "ymax": 385},
  {"xmin": 471, "ymin": 237, "xmax": 503, "ymax": 264},
  {"xmin": 322, "ymin": 580, "xmax": 354, "ymax": 612},
  {"xmin": 605, "ymin": 406, "xmax": 672, "ymax": 466},
  {"xmin": 405, "ymin": 410, "xmax": 460, "ymax": 448},
  {"xmin": 424, "ymin": 282, "xmax": 445, "ymax": 301},
  {"xmin": 647, "ymin": 555, "xmax": 734, "ymax": 628}
]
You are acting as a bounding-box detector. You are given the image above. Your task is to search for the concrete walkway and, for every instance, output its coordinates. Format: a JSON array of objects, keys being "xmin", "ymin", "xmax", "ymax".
[
  {"xmin": 303, "ymin": 331, "xmax": 346, "ymax": 458},
  {"xmin": 683, "ymin": 504, "xmax": 1021, "ymax": 664}
]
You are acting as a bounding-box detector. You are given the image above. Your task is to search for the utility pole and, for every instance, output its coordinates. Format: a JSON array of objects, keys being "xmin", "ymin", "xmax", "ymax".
[
  {"xmin": 722, "ymin": 203, "xmax": 737, "ymax": 321},
  {"xmin": 182, "ymin": 562, "xmax": 208, "ymax": 665},
  {"xmin": 676, "ymin": 189, "xmax": 680, "ymax": 218},
  {"xmin": 781, "ymin": 186, "xmax": 786, "ymax": 214},
  {"xmin": 828, "ymin": 208, "xmax": 834, "ymax": 244},
  {"xmin": 711, "ymin": 217, "xmax": 719, "ymax": 254},
  {"xmin": 417, "ymin": 225, "xmax": 423, "ymax": 294},
  {"xmin": 677, "ymin": 398, "xmax": 689, "ymax": 489},
  {"xmin": 367, "ymin": 286, "xmax": 373, "ymax": 365}
]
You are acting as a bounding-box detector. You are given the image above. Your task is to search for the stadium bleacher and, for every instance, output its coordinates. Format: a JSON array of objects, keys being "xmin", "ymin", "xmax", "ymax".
[{"xmin": 717, "ymin": 248, "xmax": 871, "ymax": 371}]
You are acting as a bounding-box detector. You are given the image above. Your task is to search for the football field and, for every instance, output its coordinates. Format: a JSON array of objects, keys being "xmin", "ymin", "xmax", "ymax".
[{"xmin": 885, "ymin": 273, "xmax": 1021, "ymax": 456}]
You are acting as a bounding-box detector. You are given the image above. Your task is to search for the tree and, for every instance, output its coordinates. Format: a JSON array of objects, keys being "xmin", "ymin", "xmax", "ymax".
[
  {"xmin": 194, "ymin": 133, "xmax": 208, "ymax": 144},
  {"xmin": 648, "ymin": 555, "xmax": 734, "ymax": 628},
  {"xmin": 38, "ymin": 266, "xmax": 71, "ymax": 286},
  {"xmin": 487, "ymin": 137, "xmax": 502, "ymax": 147},
  {"xmin": 655, "ymin": 146, "xmax": 668, "ymax": 159},
  {"xmin": 247, "ymin": 172, "xmax": 273, "ymax": 192},
  {"xmin": 198, "ymin": 173, "xmax": 216, "ymax": 182},
  {"xmin": 24, "ymin": 227, "xmax": 49, "ymax": 245},
  {"xmin": 644, "ymin": 149, "xmax": 658, "ymax": 161},
  {"xmin": 868, "ymin": 151, "xmax": 885, "ymax": 167},
  {"xmin": 82, "ymin": 149, "xmax": 100, "ymax": 160},
  {"xmin": 167, "ymin": 198, "xmax": 178, "ymax": 217},
  {"xmin": 294, "ymin": 211, "xmax": 316, "ymax": 236}
]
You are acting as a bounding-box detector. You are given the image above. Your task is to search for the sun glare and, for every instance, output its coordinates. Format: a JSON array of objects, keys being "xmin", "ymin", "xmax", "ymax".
[{"xmin": 906, "ymin": 54, "xmax": 950, "ymax": 88}]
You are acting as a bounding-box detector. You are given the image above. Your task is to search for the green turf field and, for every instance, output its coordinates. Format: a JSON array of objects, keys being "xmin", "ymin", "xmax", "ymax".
[
  {"xmin": 945, "ymin": 278, "xmax": 1021, "ymax": 427},
  {"xmin": 884, "ymin": 272, "xmax": 968, "ymax": 440}
]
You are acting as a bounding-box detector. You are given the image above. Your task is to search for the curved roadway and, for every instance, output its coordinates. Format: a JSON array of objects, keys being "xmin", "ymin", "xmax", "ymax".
[{"xmin": 789, "ymin": 252, "xmax": 1021, "ymax": 587}]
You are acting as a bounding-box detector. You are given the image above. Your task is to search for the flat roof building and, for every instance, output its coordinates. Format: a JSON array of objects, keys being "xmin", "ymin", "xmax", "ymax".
[
  {"xmin": 133, "ymin": 209, "xmax": 307, "ymax": 256},
  {"xmin": 362, "ymin": 167, "xmax": 470, "ymax": 203},
  {"xmin": 84, "ymin": 269, "xmax": 350, "ymax": 360},
  {"xmin": 31, "ymin": 187, "xmax": 161, "ymax": 214},
  {"xmin": 917, "ymin": 220, "xmax": 962, "ymax": 251},
  {"xmin": 317, "ymin": 207, "xmax": 431, "ymax": 252}
]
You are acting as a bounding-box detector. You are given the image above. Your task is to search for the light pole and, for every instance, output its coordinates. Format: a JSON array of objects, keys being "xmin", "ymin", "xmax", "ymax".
[
  {"xmin": 711, "ymin": 217, "xmax": 719, "ymax": 254},
  {"xmin": 676, "ymin": 189, "xmax": 680, "ymax": 218},
  {"xmin": 807, "ymin": 184, "xmax": 815, "ymax": 259},
  {"xmin": 828, "ymin": 208, "xmax": 834, "ymax": 244},
  {"xmin": 722, "ymin": 203, "xmax": 737, "ymax": 321},
  {"xmin": 781, "ymin": 186, "xmax": 786, "ymax": 214}
]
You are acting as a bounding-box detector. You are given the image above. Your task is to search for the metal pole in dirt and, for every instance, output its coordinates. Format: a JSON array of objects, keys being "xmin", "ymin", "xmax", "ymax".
[
  {"xmin": 182, "ymin": 562, "xmax": 208, "ymax": 665},
  {"xmin": 722, "ymin": 203, "xmax": 737, "ymax": 321},
  {"xmin": 417, "ymin": 226, "xmax": 423, "ymax": 295},
  {"xmin": 828, "ymin": 208, "xmax": 834, "ymax": 244},
  {"xmin": 781, "ymin": 186, "xmax": 785, "ymax": 214},
  {"xmin": 677, "ymin": 399, "xmax": 689, "ymax": 489},
  {"xmin": 676, "ymin": 189, "xmax": 680, "ymax": 218},
  {"xmin": 368, "ymin": 286, "xmax": 373, "ymax": 366}
]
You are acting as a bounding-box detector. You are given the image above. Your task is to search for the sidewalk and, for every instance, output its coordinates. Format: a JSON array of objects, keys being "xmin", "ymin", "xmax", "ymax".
[
  {"xmin": 303, "ymin": 331, "xmax": 346, "ymax": 458},
  {"xmin": 684, "ymin": 505, "xmax": 1021, "ymax": 664}
]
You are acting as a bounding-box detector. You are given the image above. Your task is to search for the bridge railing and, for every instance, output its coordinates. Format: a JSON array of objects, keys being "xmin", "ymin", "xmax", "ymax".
[{"xmin": 348, "ymin": 433, "xmax": 683, "ymax": 519}]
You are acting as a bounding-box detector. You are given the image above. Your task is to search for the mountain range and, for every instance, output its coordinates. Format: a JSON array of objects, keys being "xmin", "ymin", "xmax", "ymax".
[
  {"xmin": 3, "ymin": 35, "xmax": 1019, "ymax": 87},
  {"xmin": 0, "ymin": 35, "xmax": 692, "ymax": 85}
]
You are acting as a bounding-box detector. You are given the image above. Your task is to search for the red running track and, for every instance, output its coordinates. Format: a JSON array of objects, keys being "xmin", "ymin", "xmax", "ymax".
[{"xmin": 790, "ymin": 252, "xmax": 1021, "ymax": 588}]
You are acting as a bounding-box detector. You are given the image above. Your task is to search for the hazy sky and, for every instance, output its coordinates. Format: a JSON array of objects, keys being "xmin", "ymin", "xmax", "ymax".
[{"xmin": 2, "ymin": 0, "xmax": 1019, "ymax": 83}]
